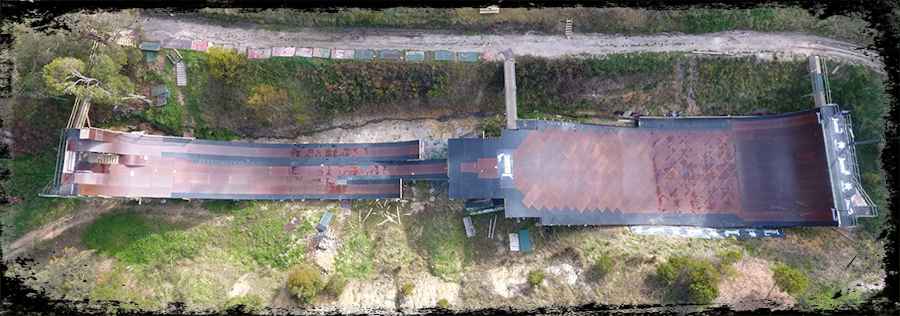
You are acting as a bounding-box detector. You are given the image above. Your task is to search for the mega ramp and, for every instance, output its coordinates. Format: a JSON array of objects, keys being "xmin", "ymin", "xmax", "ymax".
[{"xmin": 449, "ymin": 106, "xmax": 876, "ymax": 228}]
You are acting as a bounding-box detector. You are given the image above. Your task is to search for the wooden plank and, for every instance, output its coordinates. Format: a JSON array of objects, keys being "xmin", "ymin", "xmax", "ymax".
[{"xmin": 463, "ymin": 216, "xmax": 475, "ymax": 238}]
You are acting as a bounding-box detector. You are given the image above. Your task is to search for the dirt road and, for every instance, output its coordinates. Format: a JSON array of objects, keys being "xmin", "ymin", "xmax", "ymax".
[{"xmin": 142, "ymin": 16, "xmax": 884, "ymax": 71}]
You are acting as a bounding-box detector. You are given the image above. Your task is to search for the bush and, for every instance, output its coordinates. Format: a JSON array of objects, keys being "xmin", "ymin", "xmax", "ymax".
[
  {"xmin": 655, "ymin": 256, "xmax": 721, "ymax": 304},
  {"xmin": 717, "ymin": 249, "xmax": 744, "ymax": 266},
  {"xmin": 207, "ymin": 47, "xmax": 247, "ymax": 83},
  {"xmin": 527, "ymin": 270, "xmax": 545, "ymax": 287},
  {"xmin": 772, "ymin": 263, "xmax": 809, "ymax": 296},
  {"xmin": 593, "ymin": 254, "xmax": 615, "ymax": 280},
  {"xmin": 287, "ymin": 263, "xmax": 324, "ymax": 304},
  {"xmin": 323, "ymin": 275, "xmax": 348, "ymax": 298},
  {"xmin": 436, "ymin": 298, "xmax": 450, "ymax": 309},
  {"xmin": 400, "ymin": 282, "xmax": 415, "ymax": 297}
]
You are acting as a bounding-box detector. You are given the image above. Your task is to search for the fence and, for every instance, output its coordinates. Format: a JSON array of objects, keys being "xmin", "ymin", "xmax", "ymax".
[{"xmin": 158, "ymin": 39, "xmax": 488, "ymax": 63}]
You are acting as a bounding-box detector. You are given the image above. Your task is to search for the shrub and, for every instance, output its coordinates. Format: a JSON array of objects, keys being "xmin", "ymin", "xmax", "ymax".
[
  {"xmin": 655, "ymin": 256, "xmax": 721, "ymax": 304},
  {"xmin": 772, "ymin": 263, "xmax": 809, "ymax": 296},
  {"xmin": 287, "ymin": 263, "xmax": 324, "ymax": 304},
  {"xmin": 436, "ymin": 298, "xmax": 450, "ymax": 309},
  {"xmin": 593, "ymin": 254, "xmax": 615, "ymax": 280},
  {"xmin": 400, "ymin": 282, "xmax": 415, "ymax": 297},
  {"xmin": 717, "ymin": 249, "xmax": 743, "ymax": 266},
  {"xmin": 527, "ymin": 270, "xmax": 545, "ymax": 287},
  {"xmin": 323, "ymin": 275, "xmax": 348, "ymax": 298},
  {"xmin": 207, "ymin": 47, "xmax": 247, "ymax": 83}
]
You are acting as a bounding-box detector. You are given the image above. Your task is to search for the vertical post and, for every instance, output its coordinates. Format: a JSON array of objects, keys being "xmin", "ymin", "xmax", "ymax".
[
  {"xmin": 808, "ymin": 55, "xmax": 827, "ymax": 108},
  {"xmin": 504, "ymin": 52, "xmax": 518, "ymax": 130}
]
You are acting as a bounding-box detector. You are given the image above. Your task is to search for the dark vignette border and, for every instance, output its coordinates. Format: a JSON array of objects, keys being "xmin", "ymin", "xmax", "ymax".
[{"xmin": 0, "ymin": 0, "xmax": 896, "ymax": 315}]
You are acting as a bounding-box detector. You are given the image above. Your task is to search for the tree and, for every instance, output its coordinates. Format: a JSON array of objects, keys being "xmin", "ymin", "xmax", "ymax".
[
  {"xmin": 42, "ymin": 53, "xmax": 137, "ymax": 106},
  {"xmin": 287, "ymin": 263, "xmax": 324, "ymax": 304}
]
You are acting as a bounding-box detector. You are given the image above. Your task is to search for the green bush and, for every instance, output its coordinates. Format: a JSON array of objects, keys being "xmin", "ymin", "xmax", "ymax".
[
  {"xmin": 400, "ymin": 282, "xmax": 415, "ymax": 297},
  {"xmin": 287, "ymin": 263, "xmax": 324, "ymax": 304},
  {"xmin": 207, "ymin": 47, "xmax": 247, "ymax": 83},
  {"xmin": 593, "ymin": 254, "xmax": 615, "ymax": 280},
  {"xmin": 323, "ymin": 275, "xmax": 348, "ymax": 298},
  {"xmin": 527, "ymin": 270, "xmax": 545, "ymax": 287},
  {"xmin": 772, "ymin": 263, "xmax": 809, "ymax": 296},
  {"xmin": 717, "ymin": 249, "xmax": 744, "ymax": 266},
  {"xmin": 655, "ymin": 256, "xmax": 721, "ymax": 304},
  {"xmin": 437, "ymin": 298, "xmax": 450, "ymax": 309}
]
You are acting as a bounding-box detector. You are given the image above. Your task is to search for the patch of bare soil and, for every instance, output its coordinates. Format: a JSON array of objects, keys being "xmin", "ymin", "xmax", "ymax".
[
  {"xmin": 258, "ymin": 117, "xmax": 481, "ymax": 159},
  {"xmin": 337, "ymin": 277, "xmax": 398, "ymax": 314},
  {"xmin": 715, "ymin": 257, "xmax": 795, "ymax": 310},
  {"xmin": 3, "ymin": 200, "xmax": 121, "ymax": 262},
  {"xmin": 398, "ymin": 273, "xmax": 461, "ymax": 311}
]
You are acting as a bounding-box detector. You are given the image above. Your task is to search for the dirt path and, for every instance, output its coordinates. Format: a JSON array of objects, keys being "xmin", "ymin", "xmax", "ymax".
[{"xmin": 142, "ymin": 16, "xmax": 884, "ymax": 72}]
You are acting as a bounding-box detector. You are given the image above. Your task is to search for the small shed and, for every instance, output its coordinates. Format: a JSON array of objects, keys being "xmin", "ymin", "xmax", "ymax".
[
  {"xmin": 150, "ymin": 84, "xmax": 169, "ymax": 106},
  {"xmin": 139, "ymin": 41, "xmax": 161, "ymax": 63},
  {"xmin": 518, "ymin": 229, "xmax": 533, "ymax": 253}
]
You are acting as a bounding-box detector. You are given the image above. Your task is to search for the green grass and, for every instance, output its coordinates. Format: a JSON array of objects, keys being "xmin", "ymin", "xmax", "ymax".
[
  {"xmin": 334, "ymin": 224, "xmax": 375, "ymax": 279},
  {"xmin": 80, "ymin": 202, "xmax": 316, "ymax": 269},
  {"xmin": 190, "ymin": 7, "xmax": 871, "ymax": 45},
  {"xmin": 2, "ymin": 153, "xmax": 78, "ymax": 238},
  {"xmin": 82, "ymin": 212, "xmax": 178, "ymax": 256},
  {"xmin": 418, "ymin": 210, "xmax": 468, "ymax": 282}
]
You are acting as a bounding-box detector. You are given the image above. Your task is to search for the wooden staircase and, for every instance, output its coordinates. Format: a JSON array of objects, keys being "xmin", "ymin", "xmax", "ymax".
[
  {"xmin": 175, "ymin": 62, "xmax": 187, "ymax": 87},
  {"xmin": 564, "ymin": 19, "xmax": 574, "ymax": 38},
  {"xmin": 167, "ymin": 49, "xmax": 187, "ymax": 87}
]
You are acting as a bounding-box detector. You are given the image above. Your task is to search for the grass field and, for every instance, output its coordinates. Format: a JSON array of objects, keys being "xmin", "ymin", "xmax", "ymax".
[{"xmin": 188, "ymin": 7, "xmax": 871, "ymax": 45}]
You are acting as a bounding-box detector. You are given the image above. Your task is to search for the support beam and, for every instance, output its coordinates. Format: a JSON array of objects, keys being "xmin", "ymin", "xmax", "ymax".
[
  {"xmin": 503, "ymin": 53, "xmax": 518, "ymax": 129},
  {"xmin": 808, "ymin": 55, "xmax": 827, "ymax": 108}
]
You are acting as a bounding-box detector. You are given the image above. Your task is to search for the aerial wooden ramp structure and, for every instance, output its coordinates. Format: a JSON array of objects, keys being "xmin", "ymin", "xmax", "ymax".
[
  {"xmin": 45, "ymin": 128, "xmax": 446, "ymax": 200},
  {"xmin": 43, "ymin": 55, "xmax": 876, "ymax": 228}
]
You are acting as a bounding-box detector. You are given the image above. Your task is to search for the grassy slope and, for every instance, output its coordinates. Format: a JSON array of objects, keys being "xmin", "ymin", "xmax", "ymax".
[
  {"xmin": 72, "ymin": 202, "xmax": 319, "ymax": 310},
  {"xmin": 190, "ymin": 7, "xmax": 871, "ymax": 45}
]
